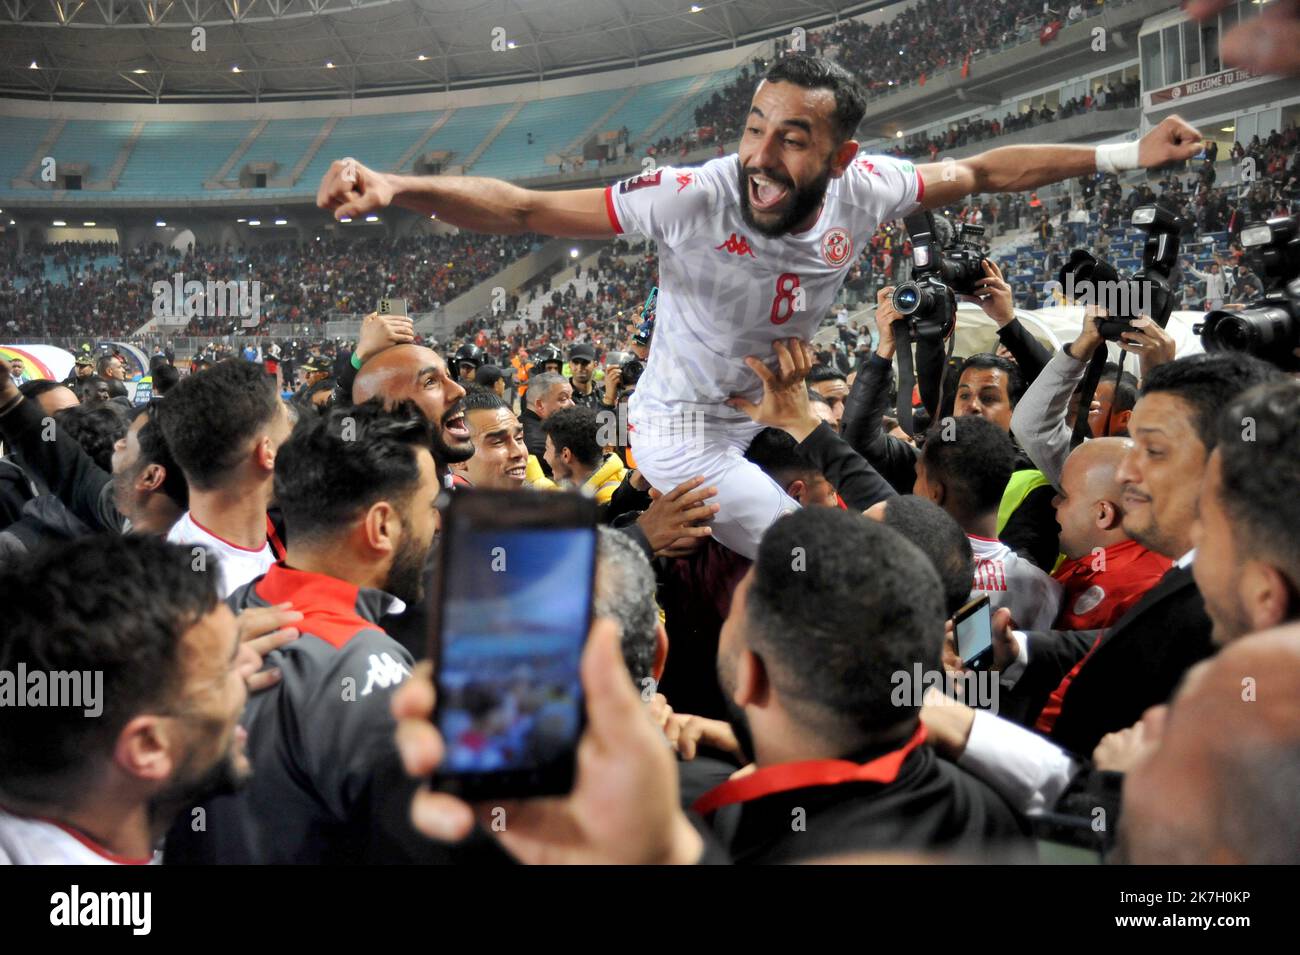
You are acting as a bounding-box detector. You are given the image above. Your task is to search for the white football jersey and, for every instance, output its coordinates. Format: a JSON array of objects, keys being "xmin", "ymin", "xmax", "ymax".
[
  {"xmin": 606, "ymin": 154, "xmax": 923, "ymax": 425},
  {"xmin": 166, "ymin": 511, "xmax": 276, "ymax": 599},
  {"xmin": 968, "ymin": 535, "xmax": 1062, "ymax": 631}
]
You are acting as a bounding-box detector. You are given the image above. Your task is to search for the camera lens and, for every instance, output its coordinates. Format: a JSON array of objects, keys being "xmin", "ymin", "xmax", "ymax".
[
  {"xmin": 1212, "ymin": 306, "xmax": 1297, "ymax": 355},
  {"xmin": 893, "ymin": 284, "xmax": 920, "ymax": 314}
]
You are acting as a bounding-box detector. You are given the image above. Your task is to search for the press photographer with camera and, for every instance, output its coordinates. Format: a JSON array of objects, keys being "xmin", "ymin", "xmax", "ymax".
[
  {"xmin": 889, "ymin": 213, "xmax": 1052, "ymax": 420},
  {"xmin": 1012, "ymin": 303, "xmax": 1175, "ymax": 494},
  {"xmin": 840, "ymin": 232, "xmax": 1060, "ymax": 569}
]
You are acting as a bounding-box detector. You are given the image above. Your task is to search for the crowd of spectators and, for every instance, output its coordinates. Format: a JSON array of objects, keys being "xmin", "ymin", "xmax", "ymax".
[
  {"xmin": 887, "ymin": 77, "xmax": 1141, "ymax": 163},
  {"xmin": 0, "ymin": 230, "xmax": 541, "ymax": 339},
  {"xmin": 693, "ymin": 0, "xmax": 1112, "ymax": 145}
]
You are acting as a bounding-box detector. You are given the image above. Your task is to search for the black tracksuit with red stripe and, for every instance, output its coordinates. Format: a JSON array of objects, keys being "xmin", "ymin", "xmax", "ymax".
[{"xmin": 165, "ymin": 564, "xmax": 419, "ymax": 864}]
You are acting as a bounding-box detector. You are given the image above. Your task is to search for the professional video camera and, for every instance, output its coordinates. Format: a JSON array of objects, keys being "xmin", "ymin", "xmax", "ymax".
[
  {"xmin": 890, "ymin": 211, "xmax": 988, "ymax": 343},
  {"xmin": 1195, "ymin": 216, "xmax": 1300, "ymax": 371},
  {"xmin": 1056, "ymin": 204, "xmax": 1185, "ymax": 445},
  {"xmin": 885, "ymin": 211, "xmax": 985, "ymax": 436},
  {"xmin": 1056, "ymin": 204, "xmax": 1184, "ymax": 339}
]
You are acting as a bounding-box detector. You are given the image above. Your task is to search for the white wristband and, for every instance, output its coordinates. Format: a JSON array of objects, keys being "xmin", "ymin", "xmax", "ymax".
[{"xmin": 1095, "ymin": 141, "xmax": 1141, "ymax": 174}]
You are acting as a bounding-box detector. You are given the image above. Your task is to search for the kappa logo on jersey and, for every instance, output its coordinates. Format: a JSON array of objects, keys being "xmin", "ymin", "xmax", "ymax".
[
  {"xmin": 715, "ymin": 232, "xmax": 757, "ymax": 258},
  {"xmin": 821, "ymin": 227, "xmax": 853, "ymax": 267},
  {"xmin": 676, "ymin": 172, "xmax": 694, "ymax": 193},
  {"xmin": 619, "ymin": 169, "xmax": 663, "ymax": 194},
  {"xmin": 360, "ymin": 652, "xmax": 412, "ymax": 696}
]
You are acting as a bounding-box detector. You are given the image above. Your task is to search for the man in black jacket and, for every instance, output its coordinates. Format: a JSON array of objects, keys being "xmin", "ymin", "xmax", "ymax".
[
  {"xmin": 991, "ymin": 353, "xmax": 1283, "ymax": 756},
  {"xmin": 702, "ymin": 508, "xmax": 1029, "ymax": 862},
  {"xmin": 0, "ymin": 364, "xmax": 186, "ymax": 542}
]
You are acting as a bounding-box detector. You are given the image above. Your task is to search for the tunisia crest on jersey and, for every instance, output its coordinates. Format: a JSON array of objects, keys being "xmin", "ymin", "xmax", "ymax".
[{"xmin": 821, "ymin": 227, "xmax": 853, "ymax": 267}]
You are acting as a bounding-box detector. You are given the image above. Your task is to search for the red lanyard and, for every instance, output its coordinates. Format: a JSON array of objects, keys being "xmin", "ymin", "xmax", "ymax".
[{"xmin": 692, "ymin": 724, "xmax": 927, "ymax": 816}]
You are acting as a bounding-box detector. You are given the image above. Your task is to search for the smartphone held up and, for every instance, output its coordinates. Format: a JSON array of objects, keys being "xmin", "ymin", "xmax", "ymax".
[{"xmin": 427, "ymin": 490, "xmax": 597, "ymax": 801}]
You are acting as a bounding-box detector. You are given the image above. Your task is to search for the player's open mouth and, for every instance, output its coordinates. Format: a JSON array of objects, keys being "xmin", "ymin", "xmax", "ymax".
[
  {"xmin": 505, "ymin": 465, "xmax": 527, "ymax": 481},
  {"xmin": 443, "ymin": 411, "xmax": 470, "ymax": 440},
  {"xmin": 749, "ymin": 173, "xmax": 790, "ymax": 211}
]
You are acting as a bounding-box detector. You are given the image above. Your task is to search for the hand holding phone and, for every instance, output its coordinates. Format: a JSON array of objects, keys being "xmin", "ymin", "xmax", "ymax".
[
  {"xmin": 393, "ymin": 620, "xmax": 703, "ymax": 864},
  {"xmin": 953, "ymin": 596, "xmax": 994, "ymax": 670},
  {"xmin": 429, "ymin": 490, "xmax": 596, "ymax": 800},
  {"xmin": 379, "ymin": 297, "xmax": 409, "ymax": 317}
]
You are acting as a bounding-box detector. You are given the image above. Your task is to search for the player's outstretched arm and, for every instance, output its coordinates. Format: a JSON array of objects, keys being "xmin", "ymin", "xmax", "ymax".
[
  {"xmin": 317, "ymin": 157, "xmax": 617, "ymax": 238},
  {"xmin": 913, "ymin": 115, "xmax": 1203, "ymax": 209}
]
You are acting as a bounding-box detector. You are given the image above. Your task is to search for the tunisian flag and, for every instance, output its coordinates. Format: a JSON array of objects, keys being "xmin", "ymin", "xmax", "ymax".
[{"xmin": 1040, "ymin": 19, "xmax": 1063, "ymax": 44}]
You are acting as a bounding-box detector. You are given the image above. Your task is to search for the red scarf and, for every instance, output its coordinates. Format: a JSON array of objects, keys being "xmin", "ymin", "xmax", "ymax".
[{"xmin": 693, "ymin": 724, "xmax": 927, "ymax": 816}]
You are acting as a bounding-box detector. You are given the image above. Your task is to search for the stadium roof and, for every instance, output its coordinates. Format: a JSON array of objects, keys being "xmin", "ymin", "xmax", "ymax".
[{"xmin": 0, "ymin": 0, "xmax": 895, "ymax": 103}]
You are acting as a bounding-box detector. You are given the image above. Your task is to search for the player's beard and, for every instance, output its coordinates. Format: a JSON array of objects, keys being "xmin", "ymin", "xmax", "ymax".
[
  {"xmin": 434, "ymin": 398, "xmax": 475, "ymax": 464},
  {"xmin": 386, "ymin": 515, "xmax": 432, "ymax": 607},
  {"xmin": 738, "ymin": 160, "xmax": 832, "ymax": 238}
]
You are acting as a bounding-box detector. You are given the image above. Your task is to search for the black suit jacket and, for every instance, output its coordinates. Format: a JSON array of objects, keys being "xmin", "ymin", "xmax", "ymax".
[{"xmin": 1006, "ymin": 564, "xmax": 1213, "ymax": 757}]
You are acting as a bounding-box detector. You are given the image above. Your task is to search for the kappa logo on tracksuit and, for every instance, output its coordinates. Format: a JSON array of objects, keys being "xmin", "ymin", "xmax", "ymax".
[{"xmin": 360, "ymin": 652, "xmax": 412, "ymax": 696}]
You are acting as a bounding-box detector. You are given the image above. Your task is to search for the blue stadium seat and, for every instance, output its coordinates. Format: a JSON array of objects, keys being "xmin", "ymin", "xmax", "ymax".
[
  {"xmin": 472, "ymin": 89, "xmax": 626, "ymax": 180},
  {"xmin": 118, "ymin": 120, "xmax": 258, "ymax": 196}
]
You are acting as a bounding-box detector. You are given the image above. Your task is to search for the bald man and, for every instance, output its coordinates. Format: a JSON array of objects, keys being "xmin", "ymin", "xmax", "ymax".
[
  {"xmin": 352, "ymin": 344, "xmax": 473, "ymax": 465},
  {"xmin": 1050, "ymin": 437, "xmax": 1173, "ymax": 631},
  {"xmin": 1029, "ymin": 438, "xmax": 1176, "ymax": 736},
  {"xmin": 1118, "ymin": 625, "xmax": 1300, "ymax": 864}
]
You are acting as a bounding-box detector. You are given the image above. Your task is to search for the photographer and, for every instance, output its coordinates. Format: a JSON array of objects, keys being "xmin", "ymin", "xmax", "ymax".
[
  {"xmin": 839, "ymin": 285, "xmax": 947, "ymax": 494},
  {"xmin": 842, "ymin": 274, "xmax": 1059, "ymax": 568},
  {"xmin": 1011, "ymin": 305, "xmax": 1175, "ymax": 491}
]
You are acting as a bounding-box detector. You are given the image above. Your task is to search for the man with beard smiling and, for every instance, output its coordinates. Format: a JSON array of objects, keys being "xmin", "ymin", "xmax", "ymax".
[
  {"xmin": 352, "ymin": 343, "xmax": 473, "ymax": 474},
  {"xmin": 173, "ymin": 401, "xmax": 440, "ymax": 863},
  {"xmin": 0, "ymin": 536, "xmax": 256, "ymax": 864},
  {"xmin": 319, "ymin": 55, "xmax": 1202, "ymax": 560}
]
